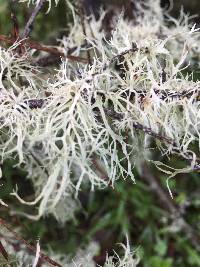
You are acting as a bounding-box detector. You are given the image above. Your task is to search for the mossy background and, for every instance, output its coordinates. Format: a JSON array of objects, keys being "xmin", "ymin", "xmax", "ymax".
[{"xmin": 0, "ymin": 1, "xmax": 200, "ymax": 266}]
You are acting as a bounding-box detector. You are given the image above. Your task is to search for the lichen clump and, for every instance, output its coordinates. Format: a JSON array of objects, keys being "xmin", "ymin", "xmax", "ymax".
[{"xmin": 0, "ymin": 0, "xmax": 200, "ymax": 220}]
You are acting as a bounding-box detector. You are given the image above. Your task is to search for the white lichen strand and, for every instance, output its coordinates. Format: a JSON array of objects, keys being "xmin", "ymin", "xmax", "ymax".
[
  {"xmin": 19, "ymin": 0, "xmax": 60, "ymax": 12},
  {"xmin": 103, "ymin": 242, "xmax": 139, "ymax": 267}
]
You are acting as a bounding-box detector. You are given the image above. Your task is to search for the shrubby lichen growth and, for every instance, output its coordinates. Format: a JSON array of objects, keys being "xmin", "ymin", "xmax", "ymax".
[
  {"xmin": 1, "ymin": 0, "xmax": 200, "ymax": 266},
  {"xmin": 0, "ymin": 0, "xmax": 199, "ymax": 222}
]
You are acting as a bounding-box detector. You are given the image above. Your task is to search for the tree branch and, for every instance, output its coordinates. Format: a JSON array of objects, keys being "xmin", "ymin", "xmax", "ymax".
[
  {"xmin": 0, "ymin": 34, "xmax": 88, "ymax": 63},
  {"xmin": 0, "ymin": 241, "xmax": 8, "ymax": 262},
  {"xmin": 21, "ymin": 0, "xmax": 46, "ymax": 39},
  {"xmin": 0, "ymin": 218, "xmax": 62, "ymax": 267}
]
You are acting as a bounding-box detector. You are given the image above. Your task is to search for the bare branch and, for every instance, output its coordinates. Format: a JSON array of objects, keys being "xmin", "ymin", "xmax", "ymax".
[
  {"xmin": 0, "ymin": 34, "xmax": 88, "ymax": 63},
  {"xmin": 0, "ymin": 241, "xmax": 8, "ymax": 261},
  {"xmin": 21, "ymin": 0, "xmax": 46, "ymax": 39},
  {"xmin": 0, "ymin": 218, "xmax": 62, "ymax": 267}
]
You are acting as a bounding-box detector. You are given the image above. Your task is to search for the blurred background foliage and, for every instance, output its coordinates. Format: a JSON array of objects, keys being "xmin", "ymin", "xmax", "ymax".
[{"xmin": 0, "ymin": 0, "xmax": 200, "ymax": 266}]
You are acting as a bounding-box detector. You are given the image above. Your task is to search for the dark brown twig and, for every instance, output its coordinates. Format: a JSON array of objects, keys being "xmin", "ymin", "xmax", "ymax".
[
  {"xmin": 103, "ymin": 107, "xmax": 175, "ymax": 145},
  {"xmin": 0, "ymin": 218, "xmax": 62, "ymax": 267},
  {"xmin": 110, "ymin": 42, "xmax": 138, "ymax": 64},
  {"xmin": 92, "ymin": 43, "xmax": 138, "ymax": 77},
  {"xmin": 36, "ymin": 43, "xmax": 91, "ymax": 66},
  {"xmin": 0, "ymin": 240, "xmax": 8, "ymax": 261},
  {"xmin": 0, "ymin": 34, "xmax": 88, "ymax": 63}
]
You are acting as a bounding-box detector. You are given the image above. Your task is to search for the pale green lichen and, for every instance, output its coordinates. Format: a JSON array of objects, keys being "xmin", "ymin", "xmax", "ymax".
[{"xmin": 0, "ymin": 0, "xmax": 200, "ymax": 219}]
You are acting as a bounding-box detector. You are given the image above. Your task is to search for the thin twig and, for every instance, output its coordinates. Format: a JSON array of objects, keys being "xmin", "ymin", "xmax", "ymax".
[
  {"xmin": 103, "ymin": 107, "xmax": 200, "ymax": 170},
  {"xmin": 18, "ymin": 98, "xmax": 175, "ymax": 147},
  {"xmin": 0, "ymin": 240, "xmax": 8, "ymax": 261},
  {"xmin": 103, "ymin": 107, "xmax": 175, "ymax": 145},
  {"xmin": 141, "ymin": 162, "xmax": 200, "ymax": 251},
  {"xmin": 0, "ymin": 34, "xmax": 88, "ymax": 63},
  {"xmin": 21, "ymin": 0, "xmax": 46, "ymax": 39},
  {"xmin": 0, "ymin": 218, "xmax": 62, "ymax": 267},
  {"xmin": 92, "ymin": 43, "xmax": 138, "ymax": 77},
  {"xmin": 36, "ymin": 43, "xmax": 91, "ymax": 66}
]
